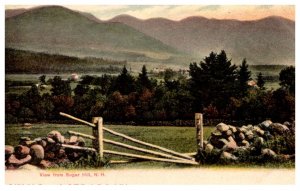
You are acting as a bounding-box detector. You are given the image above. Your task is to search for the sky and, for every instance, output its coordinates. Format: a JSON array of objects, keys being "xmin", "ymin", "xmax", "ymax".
[{"xmin": 5, "ymin": 5, "xmax": 295, "ymax": 21}]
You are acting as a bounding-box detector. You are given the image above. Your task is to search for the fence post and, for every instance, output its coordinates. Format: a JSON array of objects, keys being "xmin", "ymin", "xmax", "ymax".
[
  {"xmin": 92, "ymin": 117, "xmax": 104, "ymax": 160},
  {"xmin": 195, "ymin": 113, "xmax": 203, "ymax": 151}
]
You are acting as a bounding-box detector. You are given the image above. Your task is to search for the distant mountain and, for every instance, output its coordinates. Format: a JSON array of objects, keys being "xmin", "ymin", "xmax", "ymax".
[
  {"xmin": 5, "ymin": 6, "xmax": 181, "ymax": 64},
  {"xmin": 5, "ymin": 8, "xmax": 28, "ymax": 18},
  {"xmin": 110, "ymin": 15, "xmax": 295, "ymax": 65}
]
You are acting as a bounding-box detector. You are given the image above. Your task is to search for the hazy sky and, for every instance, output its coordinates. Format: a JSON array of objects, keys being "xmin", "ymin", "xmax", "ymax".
[{"xmin": 5, "ymin": 5, "xmax": 295, "ymax": 21}]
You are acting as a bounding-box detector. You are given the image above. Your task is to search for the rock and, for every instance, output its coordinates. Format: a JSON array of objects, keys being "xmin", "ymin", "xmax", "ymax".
[
  {"xmin": 259, "ymin": 120, "xmax": 273, "ymax": 130},
  {"xmin": 46, "ymin": 137, "xmax": 56, "ymax": 144},
  {"xmin": 57, "ymin": 149, "xmax": 67, "ymax": 159},
  {"xmin": 245, "ymin": 131, "xmax": 254, "ymax": 140},
  {"xmin": 239, "ymin": 126, "xmax": 248, "ymax": 133},
  {"xmin": 77, "ymin": 137, "xmax": 85, "ymax": 147},
  {"xmin": 219, "ymin": 138, "xmax": 229, "ymax": 145},
  {"xmin": 238, "ymin": 132, "xmax": 245, "ymax": 140},
  {"xmin": 226, "ymin": 130, "xmax": 233, "ymax": 136},
  {"xmin": 64, "ymin": 138, "xmax": 70, "ymax": 144},
  {"xmin": 39, "ymin": 160, "xmax": 57, "ymax": 169},
  {"xmin": 7, "ymin": 154, "xmax": 32, "ymax": 166},
  {"xmin": 226, "ymin": 136, "xmax": 238, "ymax": 150},
  {"xmin": 283, "ymin": 121, "xmax": 291, "ymax": 128},
  {"xmin": 220, "ymin": 151, "xmax": 238, "ymax": 161},
  {"xmin": 205, "ymin": 144, "xmax": 214, "ymax": 153},
  {"xmin": 47, "ymin": 130, "xmax": 63, "ymax": 143},
  {"xmin": 5, "ymin": 145, "xmax": 14, "ymax": 155},
  {"xmin": 261, "ymin": 148, "xmax": 276, "ymax": 157},
  {"xmin": 69, "ymin": 136, "xmax": 78, "ymax": 144},
  {"xmin": 203, "ymin": 140, "xmax": 208, "ymax": 148},
  {"xmin": 241, "ymin": 140, "xmax": 250, "ymax": 147},
  {"xmin": 246, "ymin": 124, "xmax": 254, "ymax": 130},
  {"xmin": 253, "ymin": 137, "xmax": 264, "ymax": 148},
  {"xmin": 18, "ymin": 164, "xmax": 40, "ymax": 170},
  {"xmin": 30, "ymin": 145, "xmax": 44, "ymax": 165},
  {"xmin": 24, "ymin": 141, "xmax": 37, "ymax": 147},
  {"xmin": 14, "ymin": 145, "xmax": 30, "ymax": 159},
  {"xmin": 228, "ymin": 125, "xmax": 237, "ymax": 133},
  {"xmin": 216, "ymin": 123, "xmax": 229, "ymax": 132},
  {"xmin": 35, "ymin": 138, "xmax": 47, "ymax": 147},
  {"xmin": 270, "ymin": 123, "xmax": 289, "ymax": 134},
  {"xmin": 45, "ymin": 152, "xmax": 56, "ymax": 161}
]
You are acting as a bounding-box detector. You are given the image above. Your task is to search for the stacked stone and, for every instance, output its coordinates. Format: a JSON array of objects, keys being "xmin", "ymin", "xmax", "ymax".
[
  {"xmin": 203, "ymin": 120, "xmax": 293, "ymax": 162},
  {"xmin": 5, "ymin": 130, "xmax": 87, "ymax": 170}
]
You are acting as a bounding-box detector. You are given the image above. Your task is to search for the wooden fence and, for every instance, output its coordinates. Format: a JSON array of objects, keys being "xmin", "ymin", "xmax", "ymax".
[{"xmin": 59, "ymin": 112, "xmax": 203, "ymax": 165}]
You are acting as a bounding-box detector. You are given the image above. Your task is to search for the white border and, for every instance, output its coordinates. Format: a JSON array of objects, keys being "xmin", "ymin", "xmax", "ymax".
[{"xmin": 1, "ymin": 0, "xmax": 298, "ymax": 191}]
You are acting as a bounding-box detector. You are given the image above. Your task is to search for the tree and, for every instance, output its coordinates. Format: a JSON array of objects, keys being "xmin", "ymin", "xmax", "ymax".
[
  {"xmin": 189, "ymin": 50, "xmax": 237, "ymax": 112},
  {"xmin": 137, "ymin": 65, "xmax": 152, "ymax": 91},
  {"xmin": 279, "ymin": 66, "xmax": 295, "ymax": 94},
  {"xmin": 39, "ymin": 75, "xmax": 46, "ymax": 84},
  {"xmin": 113, "ymin": 66, "xmax": 136, "ymax": 95},
  {"xmin": 50, "ymin": 76, "xmax": 72, "ymax": 96},
  {"xmin": 237, "ymin": 59, "xmax": 251, "ymax": 97},
  {"xmin": 256, "ymin": 72, "xmax": 265, "ymax": 90}
]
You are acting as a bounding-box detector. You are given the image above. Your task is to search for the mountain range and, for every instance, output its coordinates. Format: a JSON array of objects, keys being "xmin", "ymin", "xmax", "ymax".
[{"xmin": 5, "ymin": 6, "xmax": 295, "ymax": 67}]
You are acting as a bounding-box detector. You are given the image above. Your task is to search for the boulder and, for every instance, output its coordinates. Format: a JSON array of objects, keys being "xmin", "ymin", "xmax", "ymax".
[
  {"xmin": 261, "ymin": 148, "xmax": 276, "ymax": 157},
  {"xmin": 228, "ymin": 125, "xmax": 237, "ymax": 133},
  {"xmin": 14, "ymin": 145, "xmax": 30, "ymax": 159},
  {"xmin": 24, "ymin": 141, "xmax": 36, "ymax": 147},
  {"xmin": 46, "ymin": 137, "xmax": 56, "ymax": 144},
  {"xmin": 253, "ymin": 126, "xmax": 265, "ymax": 136},
  {"xmin": 241, "ymin": 140, "xmax": 250, "ymax": 147},
  {"xmin": 216, "ymin": 123, "xmax": 229, "ymax": 132},
  {"xmin": 270, "ymin": 123, "xmax": 289, "ymax": 134},
  {"xmin": 253, "ymin": 137, "xmax": 264, "ymax": 148},
  {"xmin": 77, "ymin": 137, "xmax": 85, "ymax": 147},
  {"xmin": 245, "ymin": 131, "xmax": 254, "ymax": 140},
  {"xmin": 30, "ymin": 145, "xmax": 44, "ymax": 164},
  {"xmin": 239, "ymin": 126, "xmax": 248, "ymax": 133},
  {"xmin": 7, "ymin": 154, "xmax": 32, "ymax": 166},
  {"xmin": 5, "ymin": 145, "xmax": 14, "ymax": 155},
  {"xmin": 283, "ymin": 121, "xmax": 291, "ymax": 128},
  {"xmin": 259, "ymin": 120, "xmax": 273, "ymax": 130},
  {"xmin": 246, "ymin": 124, "xmax": 254, "ymax": 130},
  {"xmin": 47, "ymin": 130, "xmax": 63, "ymax": 143},
  {"xmin": 69, "ymin": 136, "xmax": 78, "ymax": 144},
  {"xmin": 238, "ymin": 132, "xmax": 245, "ymax": 140},
  {"xmin": 45, "ymin": 152, "xmax": 56, "ymax": 161},
  {"xmin": 57, "ymin": 149, "xmax": 67, "ymax": 159},
  {"xmin": 220, "ymin": 151, "xmax": 238, "ymax": 161},
  {"xmin": 226, "ymin": 130, "xmax": 233, "ymax": 136},
  {"xmin": 205, "ymin": 144, "xmax": 214, "ymax": 153},
  {"xmin": 226, "ymin": 136, "xmax": 238, "ymax": 150}
]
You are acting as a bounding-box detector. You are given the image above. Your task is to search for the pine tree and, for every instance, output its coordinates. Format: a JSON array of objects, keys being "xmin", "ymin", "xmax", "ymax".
[
  {"xmin": 256, "ymin": 72, "xmax": 265, "ymax": 89},
  {"xmin": 137, "ymin": 65, "xmax": 152, "ymax": 91},
  {"xmin": 237, "ymin": 58, "xmax": 251, "ymax": 97},
  {"xmin": 114, "ymin": 66, "xmax": 136, "ymax": 94}
]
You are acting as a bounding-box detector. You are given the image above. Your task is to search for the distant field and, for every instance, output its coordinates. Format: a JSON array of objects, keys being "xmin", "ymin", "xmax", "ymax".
[{"xmin": 5, "ymin": 65, "xmax": 288, "ymax": 95}]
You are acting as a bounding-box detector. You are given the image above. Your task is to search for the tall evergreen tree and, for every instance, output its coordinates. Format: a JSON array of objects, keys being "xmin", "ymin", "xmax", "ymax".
[
  {"xmin": 114, "ymin": 66, "xmax": 136, "ymax": 95},
  {"xmin": 256, "ymin": 72, "xmax": 265, "ymax": 89},
  {"xmin": 237, "ymin": 58, "xmax": 251, "ymax": 97},
  {"xmin": 189, "ymin": 50, "xmax": 237, "ymax": 111},
  {"xmin": 279, "ymin": 66, "xmax": 295, "ymax": 94},
  {"xmin": 137, "ymin": 65, "xmax": 152, "ymax": 91}
]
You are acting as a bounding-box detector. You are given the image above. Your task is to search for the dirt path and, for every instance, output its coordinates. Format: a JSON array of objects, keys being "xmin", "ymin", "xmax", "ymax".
[{"xmin": 5, "ymin": 168, "xmax": 295, "ymax": 184}]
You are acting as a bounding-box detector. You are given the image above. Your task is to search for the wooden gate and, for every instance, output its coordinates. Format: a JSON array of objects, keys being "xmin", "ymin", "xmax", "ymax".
[{"xmin": 59, "ymin": 112, "xmax": 199, "ymax": 165}]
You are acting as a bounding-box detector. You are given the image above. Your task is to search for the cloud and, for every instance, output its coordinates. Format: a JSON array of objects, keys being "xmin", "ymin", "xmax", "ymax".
[{"xmin": 198, "ymin": 5, "xmax": 221, "ymax": 11}]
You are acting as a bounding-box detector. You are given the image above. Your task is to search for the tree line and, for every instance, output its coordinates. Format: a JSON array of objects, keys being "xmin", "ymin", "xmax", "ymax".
[{"xmin": 5, "ymin": 50, "xmax": 295, "ymax": 125}]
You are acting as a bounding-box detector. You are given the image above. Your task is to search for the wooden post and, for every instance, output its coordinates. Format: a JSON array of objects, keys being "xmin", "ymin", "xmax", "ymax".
[
  {"xmin": 195, "ymin": 113, "xmax": 203, "ymax": 151},
  {"xmin": 92, "ymin": 117, "xmax": 104, "ymax": 160}
]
